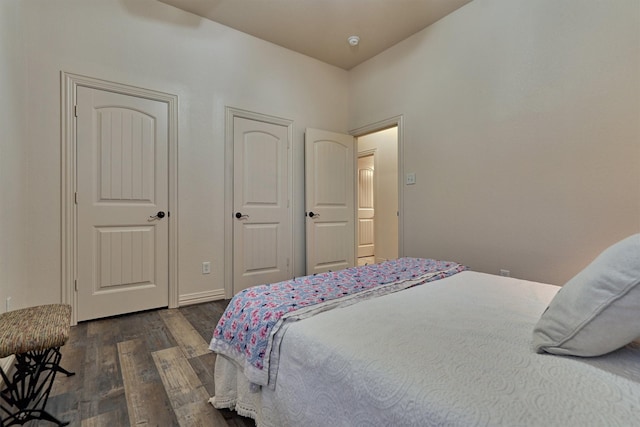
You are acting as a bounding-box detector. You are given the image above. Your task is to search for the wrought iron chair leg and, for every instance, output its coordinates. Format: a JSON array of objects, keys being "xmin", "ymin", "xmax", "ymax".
[{"xmin": 0, "ymin": 347, "xmax": 72, "ymax": 426}]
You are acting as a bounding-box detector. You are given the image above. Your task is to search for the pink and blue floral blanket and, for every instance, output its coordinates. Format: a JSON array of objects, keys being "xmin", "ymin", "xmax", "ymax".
[{"xmin": 209, "ymin": 257, "xmax": 466, "ymax": 388}]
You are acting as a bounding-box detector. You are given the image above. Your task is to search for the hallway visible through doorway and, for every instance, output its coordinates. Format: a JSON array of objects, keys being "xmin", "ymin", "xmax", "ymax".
[{"xmin": 356, "ymin": 126, "xmax": 398, "ymax": 265}]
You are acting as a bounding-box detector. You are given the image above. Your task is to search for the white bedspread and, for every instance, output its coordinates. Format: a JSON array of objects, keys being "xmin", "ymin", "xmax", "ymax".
[{"xmin": 211, "ymin": 271, "xmax": 640, "ymax": 426}]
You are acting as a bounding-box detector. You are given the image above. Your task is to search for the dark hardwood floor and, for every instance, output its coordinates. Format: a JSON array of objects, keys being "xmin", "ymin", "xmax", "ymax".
[{"xmin": 39, "ymin": 301, "xmax": 255, "ymax": 426}]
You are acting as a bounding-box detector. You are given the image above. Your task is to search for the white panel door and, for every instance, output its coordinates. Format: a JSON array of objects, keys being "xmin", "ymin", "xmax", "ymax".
[
  {"xmin": 357, "ymin": 154, "xmax": 375, "ymax": 258},
  {"xmin": 233, "ymin": 117, "xmax": 291, "ymax": 293},
  {"xmin": 305, "ymin": 128, "xmax": 355, "ymax": 274},
  {"xmin": 76, "ymin": 87, "xmax": 169, "ymax": 321}
]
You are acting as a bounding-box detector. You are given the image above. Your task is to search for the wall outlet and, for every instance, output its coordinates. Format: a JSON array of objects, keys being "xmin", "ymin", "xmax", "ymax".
[
  {"xmin": 202, "ymin": 262, "xmax": 211, "ymax": 275},
  {"xmin": 499, "ymin": 269, "xmax": 510, "ymax": 277}
]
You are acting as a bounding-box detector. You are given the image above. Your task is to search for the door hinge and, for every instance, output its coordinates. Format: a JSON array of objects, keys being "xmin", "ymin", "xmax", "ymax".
[
  {"xmin": 74, "ymin": 105, "xmax": 78, "ymax": 118},
  {"xmin": 74, "ymin": 279, "xmax": 78, "ymax": 292},
  {"xmin": 74, "ymin": 192, "xmax": 78, "ymax": 204}
]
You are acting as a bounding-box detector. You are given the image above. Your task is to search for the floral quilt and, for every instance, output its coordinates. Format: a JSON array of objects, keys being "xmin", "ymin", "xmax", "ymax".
[{"xmin": 209, "ymin": 257, "xmax": 467, "ymax": 388}]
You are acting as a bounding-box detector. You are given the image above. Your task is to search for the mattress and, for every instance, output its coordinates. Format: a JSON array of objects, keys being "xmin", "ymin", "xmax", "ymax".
[
  {"xmin": 209, "ymin": 258, "xmax": 466, "ymax": 389},
  {"xmin": 211, "ymin": 271, "xmax": 640, "ymax": 426}
]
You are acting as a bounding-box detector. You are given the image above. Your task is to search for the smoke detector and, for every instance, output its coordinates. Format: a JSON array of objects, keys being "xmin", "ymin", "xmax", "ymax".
[{"xmin": 347, "ymin": 36, "xmax": 360, "ymax": 47}]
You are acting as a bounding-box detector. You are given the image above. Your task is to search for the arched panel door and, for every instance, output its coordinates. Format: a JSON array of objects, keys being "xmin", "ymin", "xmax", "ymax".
[
  {"xmin": 305, "ymin": 128, "xmax": 355, "ymax": 274},
  {"xmin": 233, "ymin": 117, "xmax": 292, "ymax": 293},
  {"xmin": 76, "ymin": 87, "xmax": 169, "ymax": 321}
]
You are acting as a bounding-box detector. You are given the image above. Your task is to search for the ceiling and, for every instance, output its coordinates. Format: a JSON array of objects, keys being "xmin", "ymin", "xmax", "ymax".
[{"xmin": 158, "ymin": 0, "xmax": 473, "ymax": 70}]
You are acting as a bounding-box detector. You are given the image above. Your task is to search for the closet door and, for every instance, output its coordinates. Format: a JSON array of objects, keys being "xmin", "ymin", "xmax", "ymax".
[
  {"xmin": 357, "ymin": 154, "xmax": 375, "ymax": 259},
  {"xmin": 76, "ymin": 86, "xmax": 169, "ymax": 321},
  {"xmin": 233, "ymin": 117, "xmax": 292, "ymax": 293}
]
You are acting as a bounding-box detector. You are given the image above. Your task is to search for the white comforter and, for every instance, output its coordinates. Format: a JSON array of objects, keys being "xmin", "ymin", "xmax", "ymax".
[{"xmin": 211, "ymin": 271, "xmax": 640, "ymax": 426}]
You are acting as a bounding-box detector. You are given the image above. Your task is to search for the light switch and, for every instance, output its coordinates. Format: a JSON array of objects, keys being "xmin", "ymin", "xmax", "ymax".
[
  {"xmin": 405, "ymin": 172, "xmax": 416, "ymax": 185},
  {"xmin": 202, "ymin": 262, "xmax": 211, "ymax": 274}
]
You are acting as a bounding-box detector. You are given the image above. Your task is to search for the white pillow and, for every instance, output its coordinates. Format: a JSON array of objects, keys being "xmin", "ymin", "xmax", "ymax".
[{"xmin": 532, "ymin": 234, "xmax": 640, "ymax": 356}]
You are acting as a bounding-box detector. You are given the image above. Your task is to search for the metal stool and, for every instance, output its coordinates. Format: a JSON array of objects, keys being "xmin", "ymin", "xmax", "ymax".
[{"xmin": 0, "ymin": 304, "xmax": 74, "ymax": 426}]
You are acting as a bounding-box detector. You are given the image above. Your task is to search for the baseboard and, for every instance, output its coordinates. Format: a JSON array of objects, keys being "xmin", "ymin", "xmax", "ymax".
[{"xmin": 178, "ymin": 289, "xmax": 226, "ymax": 307}]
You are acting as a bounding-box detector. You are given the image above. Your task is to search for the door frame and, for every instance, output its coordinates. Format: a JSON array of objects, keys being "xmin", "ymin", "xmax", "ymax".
[
  {"xmin": 224, "ymin": 107, "xmax": 294, "ymax": 298},
  {"xmin": 350, "ymin": 115, "xmax": 404, "ymax": 258},
  {"xmin": 61, "ymin": 72, "xmax": 179, "ymax": 325}
]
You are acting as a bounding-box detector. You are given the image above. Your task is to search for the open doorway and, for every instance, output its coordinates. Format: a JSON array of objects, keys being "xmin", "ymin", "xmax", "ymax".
[{"xmin": 356, "ymin": 127, "xmax": 399, "ymax": 265}]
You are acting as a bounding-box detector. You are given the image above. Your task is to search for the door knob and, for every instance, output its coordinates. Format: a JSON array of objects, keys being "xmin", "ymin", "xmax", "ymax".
[
  {"xmin": 308, "ymin": 211, "xmax": 320, "ymax": 218},
  {"xmin": 149, "ymin": 211, "xmax": 165, "ymax": 220},
  {"xmin": 235, "ymin": 212, "xmax": 249, "ymax": 219}
]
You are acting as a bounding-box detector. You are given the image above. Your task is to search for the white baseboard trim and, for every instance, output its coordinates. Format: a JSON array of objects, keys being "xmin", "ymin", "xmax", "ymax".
[{"xmin": 179, "ymin": 289, "xmax": 226, "ymax": 307}]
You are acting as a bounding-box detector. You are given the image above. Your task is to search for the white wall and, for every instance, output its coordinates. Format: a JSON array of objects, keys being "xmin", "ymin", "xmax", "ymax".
[
  {"xmin": 0, "ymin": 0, "xmax": 29, "ymax": 312},
  {"xmin": 8, "ymin": 0, "xmax": 348, "ymax": 309},
  {"xmin": 350, "ymin": 0, "xmax": 640, "ymax": 284},
  {"xmin": 358, "ymin": 128, "xmax": 399, "ymax": 262},
  {"xmin": 4, "ymin": 0, "xmax": 639, "ymax": 311}
]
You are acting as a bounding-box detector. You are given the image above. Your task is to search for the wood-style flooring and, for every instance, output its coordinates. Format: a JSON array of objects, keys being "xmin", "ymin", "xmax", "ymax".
[{"xmin": 40, "ymin": 300, "xmax": 255, "ymax": 427}]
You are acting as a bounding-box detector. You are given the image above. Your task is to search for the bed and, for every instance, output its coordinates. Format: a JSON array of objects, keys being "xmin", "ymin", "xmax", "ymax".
[{"xmin": 209, "ymin": 235, "xmax": 640, "ymax": 426}]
